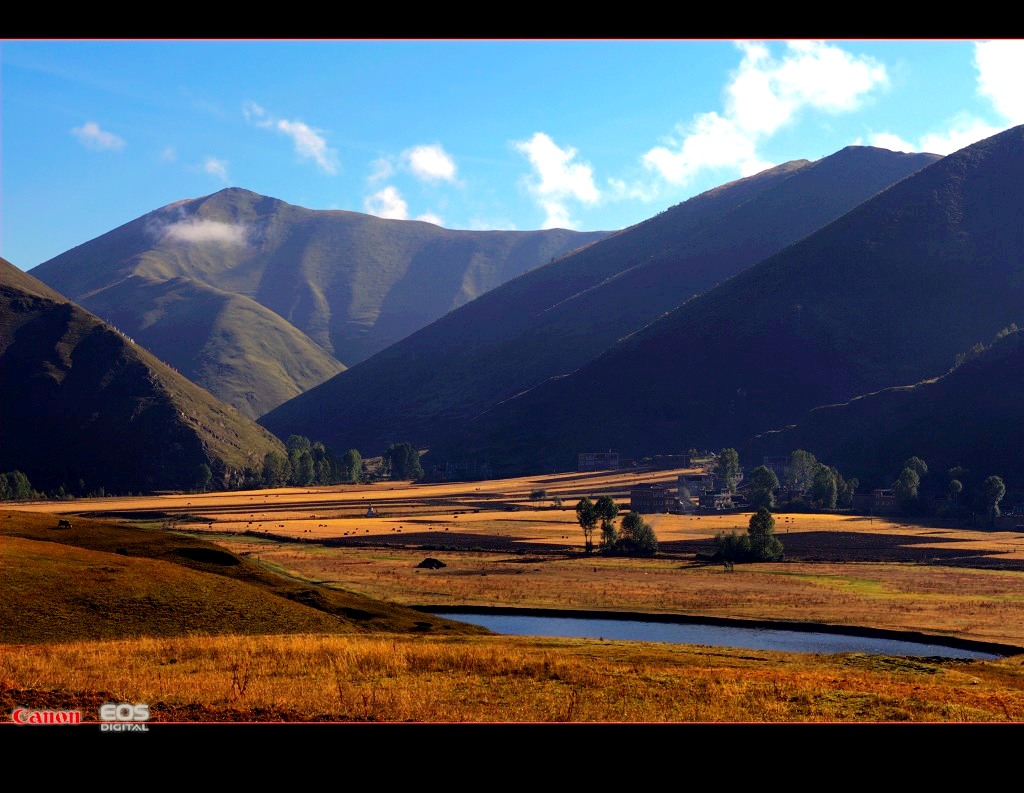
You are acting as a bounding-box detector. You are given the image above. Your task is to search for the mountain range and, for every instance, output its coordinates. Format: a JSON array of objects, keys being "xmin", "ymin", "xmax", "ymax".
[
  {"xmin": 260, "ymin": 145, "xmax": 939, "ymax": 456},
  {"xmin": 30, "ymin": 188, "xmax": 610, "ymax": 417},
  {"xmin": 11, "ymin": 126, "xmax": 1024, "ymax": 496},
  {"xmin": 428, "ymin": 125, "xmax": 1024, "ymax": 479}
]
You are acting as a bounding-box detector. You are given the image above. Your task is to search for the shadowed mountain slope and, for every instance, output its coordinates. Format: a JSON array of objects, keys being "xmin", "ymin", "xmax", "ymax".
[
  {"xmin": 30, "ymin": 189, "xmax": 610, "ymax": 413},
  {"xmin": 433, "ymin": 126, "xmax": 1024, "ymax": 475},
  {"xmin": 744, "ymin": 328, "xmax": 1024, "ymax": 489},
  {"xmin": 0, "ymin": 257, "xmax": 285, "ymax": 493},
  {"xmin": 261, "ymin": 146, "xmax": 937, "ymax": 454}
]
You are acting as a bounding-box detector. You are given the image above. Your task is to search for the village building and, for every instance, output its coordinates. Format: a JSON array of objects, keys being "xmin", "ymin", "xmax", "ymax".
[
  {"xmin": 678, "ymin": 473, "xmax": 715, "ymax": 496},
  {"xmin": 578, "ymin": 451, "xmax": 620, "ymax": 472},
  {"xmin": 851, "ymin": 488, "xmax": 898, "ymax": 514},
  {"xmin": 699, "ymin": 491, "xmax": 734, "ymax": 510},
  {"xmin": 630, "ymin": 483, "xmax": 673, "ymax": 514}
]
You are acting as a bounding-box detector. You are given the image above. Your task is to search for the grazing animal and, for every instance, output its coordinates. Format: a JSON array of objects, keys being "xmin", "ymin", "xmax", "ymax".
[{"xmin": 57, "ymin": 519, "xmax": 72, "ymax": 529}]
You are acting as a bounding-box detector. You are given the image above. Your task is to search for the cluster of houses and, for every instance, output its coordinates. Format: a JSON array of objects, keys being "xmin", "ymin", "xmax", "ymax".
[
  {"xmin": 581, "ymin": 450, "xmax": 933, "ymax": 517},
  {"xmin": 579, "ymin": 450, "xmax": 741, "ymax": 514},
  {"xmin": 629, "ymin": 473, "xmax": 743, "ymax": 514}
]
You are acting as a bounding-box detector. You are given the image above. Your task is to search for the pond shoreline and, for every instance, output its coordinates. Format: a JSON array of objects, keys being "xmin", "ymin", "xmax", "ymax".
[{"xmin": 414, "ymin": 604, "xmax": 1024, "ymax": 658}]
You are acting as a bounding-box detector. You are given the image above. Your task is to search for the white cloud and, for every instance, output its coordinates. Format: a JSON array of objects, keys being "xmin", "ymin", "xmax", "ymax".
[
  {"xmin": 513, "ymin": 132, "xmax": 600, "ymax": 229},
  {"xmin": 606, "ymin": 177, "xmax": 660, "ymax": 203},
  {"xmin": 244, "ymin": 100, "xmax": 339, "ymax": 174},
  {"xmin": 243, "ymin": 100, "xmax": 267, "ymax": 124},
  {"xmin": 866, "ymin": 42, "xmax": 1023, "ymax": 159},
  {"xmin": 866, "ymin": 132, "xmax": 916, "ymax": 153},
  {"xmin": 71, "ymin": 121, "xmax": 125, "ymax": 151},
  {"xmin": 404, "ymin": 143, "xmax": 458, "ymax": 183},
  {"xmin": 644, "ymin": 40, "xmax": 888, "ymax": 186},
  {"xmin": 160, "ymin": 146, "xmax": 176, "ymax": 162},
  {"xmin": 868, "ymin": 114, "xmax": 1004, "ymax": 157},
  {"xmin": 204, "ymin": 156, "xmax": 229, "ymax": 182},
  {"xmin": 159, "ymin": 219, "xmax": 249, "ymax": 246},
  {"xmin": 918, "ymin": 115, "xmax": 1004, "ymax": 155},
  {"xmin": 276, "ymin": 119, "xmax": 339, "ymax": 174},
  {"xmin": 644, "ymin": 112, "xmax": 774, "ymax": 185},
  {"xmin": 369, "ymin": 157, "xmax": 395, "ymax": 182},
  {"xmin": 364, "ymin": 186, "xmax": 408, "ymax": 220},
  {"xmin": 975, "ymin": 40, "xmax": 1024, "ymax": 123},
  {"xmin": 416, "ymin": 211, "xmax": 444, "ymax": 226}
]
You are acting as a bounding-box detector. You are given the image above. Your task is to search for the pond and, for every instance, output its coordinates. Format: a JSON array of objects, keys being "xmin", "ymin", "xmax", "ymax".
[{"xmin": 429, "ymin": 608, "xmax": 1010, "ymax": 660}]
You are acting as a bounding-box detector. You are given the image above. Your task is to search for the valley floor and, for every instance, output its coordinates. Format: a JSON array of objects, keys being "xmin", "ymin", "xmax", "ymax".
[{"xmin": 6, "ymin": 468, "xmax": 1024, "ymax": 723}]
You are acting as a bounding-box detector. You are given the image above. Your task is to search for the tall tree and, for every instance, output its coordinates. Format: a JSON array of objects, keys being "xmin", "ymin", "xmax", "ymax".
[
  {"xmin": 286, "ymin": 435, "xmax": 312, "ymax": 457},
  {"xmin": 195, "ymin": 464, "xmax": 213, "ymax": 493},
  {"xmin": 903, "ymin": 456, "xmax": 929, "ymax": 478},
  {"xmin": 342, "ymin": 449, "xmax": 362, "ymax": 484},
  {"xmin": 748, "ymin": 465, "xmax": 779, "ymax": 509},
  {"xmin": 809, "ymin": 464, "xmax": 838, "ymax": 510},
  {"xmin": 384, "ymin": 443, "xmax": 424, "ymax": 481},
  {"xmin": 617, "ymin": 511, "xmax": 659, "ymax": 556},
  {"xmin": 262, "ymin": 451, "xmax": 290, "ymax": 488},
  {"xmin": 894, "ymin": 467, "xmax": 921, "ymax": 513},
  {"xmin": 785, "ymin": 449, "xmax": 818, "ymax": 491},
  {"xmin": 716, "ymin": 448, "xmax": 741, "ymax": 493},
  {"xmin": 289, "ymin": 449, "xmax": 314, "ymax": 486},
  {"xmin": 948, "ymin": 478, "xmax": 963, "ymax": 503},
  {"xmin": 0, "ymin": 471, "xmax": 33, "ymax": 501},
  {"xmin": 594, "ymin": 495, "xmax": 620, "ymax": 550},
  {"xmin": 748, "ymin": 507, "xmax": 784, "ymax": 561},
  {"xmin": 838, "ymin": 476, "xmax": 859, "ymax": 508},
  {"xmin": 575, "ymin": 497, "xmax": 598, "ymax": 554},
  {"xmin": 982, "ymin": 475, "xmax": 1006, "ymax": 528}
]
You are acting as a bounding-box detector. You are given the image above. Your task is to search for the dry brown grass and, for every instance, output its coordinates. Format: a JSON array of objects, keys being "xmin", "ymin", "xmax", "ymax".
[
  {"xmin": 4, "ymin": 632, "xmax": 1024, "ymax": 723},
  {"xmin": 8, "ymin": 472, "xmax": 1024, "ymax": 723}
]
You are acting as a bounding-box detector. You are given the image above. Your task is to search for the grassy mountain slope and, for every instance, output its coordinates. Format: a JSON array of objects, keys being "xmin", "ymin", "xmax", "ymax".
[
  {"xmin": 262, "ymin": 147, "xmax": 937, "ymax": 453},
  {"xmin": 0, "ymin": 510, "xmax": 481, "ymax": 642},
  {"xmin": 80, "ymin": 275, "xmax": 345, "ymax": 418},
  {"xmin": 29, "ymin": 189, "xmax": 610, "ymax": 414},
  {"xmin": 744, "ymin": 328, "xmax": 1024, "ymax": 488},
  {"xmin": 0, "ymin": 257, "xmax": 286, "ymax": 493},
  {"xmin": 436, "ymin": 126, "xmax": 1024, "ymax": 475}
]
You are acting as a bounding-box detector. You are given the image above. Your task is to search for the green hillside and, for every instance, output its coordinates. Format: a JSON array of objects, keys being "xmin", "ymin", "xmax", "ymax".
[
  {"xmin": 30, "ymin": 189, "xmax": 609, "ymax": 414},
  {"xmin": 81, "ymin": 275, "xmax": 345, "ymax": 419}
]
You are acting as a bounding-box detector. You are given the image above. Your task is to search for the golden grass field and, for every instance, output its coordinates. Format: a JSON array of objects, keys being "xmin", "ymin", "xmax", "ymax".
[{"xmin": 6, "ymin": 466, "xmax": 1024, "ymax": 723}]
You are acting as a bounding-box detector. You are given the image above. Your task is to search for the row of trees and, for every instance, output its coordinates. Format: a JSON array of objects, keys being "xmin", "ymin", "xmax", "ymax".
[
  {"xmin": 575, "ymin": 496, "xmax": 658, "ymax": 556},
  {"xmin": 715, "ymin": 448, "xmax": 857, "ymax": 511},
  {"xmin": 0, "ymin": 470, "xmax": 35, "ymax": 501},
  {"xmin": 746, "ymin": 450, "xmax": 858, "ymax": 511},
  {"xmin": 891, "ymin": 456, "xmax": 1007, "ymax": 526},
  {"xmin": 4, "ymin": 437, "xmax": 424, "ymax": 499},
  {"xmin": 247, "ymin": 435, "xmax": 362, "ymax": 491},
  {"xmin": 220, "ymin": 438, "xmax": 425, "ymax": 492}
]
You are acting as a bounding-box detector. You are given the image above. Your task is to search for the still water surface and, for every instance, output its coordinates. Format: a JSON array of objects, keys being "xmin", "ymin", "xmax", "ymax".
[{"xmin": 432, "ymin": 611, "xmax": 1002, "ymax": 660}]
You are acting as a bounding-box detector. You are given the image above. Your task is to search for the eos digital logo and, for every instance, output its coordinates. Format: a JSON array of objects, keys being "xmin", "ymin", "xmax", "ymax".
[{"xmin": 99, "ymin": 702, "xmax": 150, "ymax": 732}]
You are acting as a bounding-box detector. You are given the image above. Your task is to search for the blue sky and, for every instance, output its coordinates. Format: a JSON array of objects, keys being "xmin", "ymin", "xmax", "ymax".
[{"xmin": 2, "ymin": 39, "xmax": 1022, "ymax": 270}]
